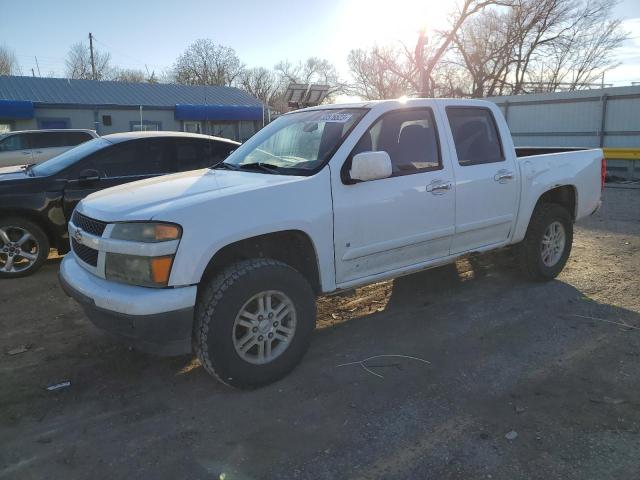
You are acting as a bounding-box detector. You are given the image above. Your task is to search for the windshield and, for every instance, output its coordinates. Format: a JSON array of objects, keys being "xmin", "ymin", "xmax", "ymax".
[
  {"xmin": 221, "ymin": 108, "xmax": 367, "ymax": 173},
  {"xmin": 32, "ymin": 138, "xmax": 110, "ymax": 176}
]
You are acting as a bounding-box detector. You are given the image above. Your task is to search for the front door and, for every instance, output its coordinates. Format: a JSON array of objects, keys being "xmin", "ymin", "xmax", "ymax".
[
  {"xmin": 332, "ymin": 107, "xmax": 456, "ymax": 286},
  {"xmin": 443, "ymin": 106, "xmax": 520, "ymax": 254},
  {"xmin": 62, "ymin": 139, "xmax": 168, "ymax": 218}
]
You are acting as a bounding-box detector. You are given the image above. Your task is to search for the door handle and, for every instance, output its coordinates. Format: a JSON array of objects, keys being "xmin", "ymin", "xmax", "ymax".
[
  {"xmin": 426, "ymin": 180, "xmax": 452, "ymax": 195},
  {"xmin": 494, "ymin": 169, "xmax": 514, "ymax": 183}
]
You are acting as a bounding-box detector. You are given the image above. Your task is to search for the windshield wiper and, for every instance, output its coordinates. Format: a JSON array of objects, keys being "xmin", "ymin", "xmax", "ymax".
[
  {"xmin": 21, "ymin": 163, "xmax": 36, "ymax": 176},
  {"xmin": 213, "ymin": 162, "xmax": 240, "ymax": 171},
  {"xmin": 236, "ymin": 162, "xmax": 281, "ymax": 174}
]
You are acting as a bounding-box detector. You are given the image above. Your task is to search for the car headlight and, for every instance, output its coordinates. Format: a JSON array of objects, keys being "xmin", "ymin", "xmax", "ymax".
[{"xmin": 105, "ymin": 222, "xmax": 181, "ymax": 288}]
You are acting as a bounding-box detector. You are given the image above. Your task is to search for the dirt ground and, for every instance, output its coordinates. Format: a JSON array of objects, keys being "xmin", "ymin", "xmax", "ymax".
[{"xmin": 1, "ymin": 187, "xmax": 639, "ymax": 480}]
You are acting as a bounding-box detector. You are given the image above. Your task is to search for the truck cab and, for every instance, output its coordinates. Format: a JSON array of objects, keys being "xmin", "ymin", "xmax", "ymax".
[{"xmin": 59, "ymin": 98, "xmax": 603, "ymax": 388}]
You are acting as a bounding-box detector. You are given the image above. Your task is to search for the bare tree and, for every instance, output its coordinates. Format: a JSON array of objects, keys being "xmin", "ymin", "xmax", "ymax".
[
  {"xmin": 65, "ymin": 42, "xmax": 112, "ymax": 80},
  {"xmin": 112, "ymin": 68, "xmax": 146, "ymax": 83},
  {"xmin": 452, "ymin": 9, "xmax": 515, "ymax": 97},
  {"xmin": 0, "ymin": 45, "xmax": 21, "ymax": 76},
  {"xmin": 173, "ymin": 39, "xmax": 244, "ymax": 86},
  {"xmin": 347, "ymin": 46, "xmax": 413, "ymax": 99},
  {"xmin": 274, "ymin": 57, "xmax": 346, "ymax": 99},
  {"xmin": 525, "ymin": 0, "xmax": 627, "ymax": 91},
  {"xmin": 239, "ymin": 67, "xmax": 281, "ymax": 104}
]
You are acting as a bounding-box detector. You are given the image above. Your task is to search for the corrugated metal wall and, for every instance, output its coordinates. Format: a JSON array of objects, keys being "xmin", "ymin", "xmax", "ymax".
[
  {"xmin": 489, "ymin": 85, "xmax": 640, "ymax": 148},
  {"xmin": 488, "ymin": 86, "xmax": 640, "ymax": 180}
]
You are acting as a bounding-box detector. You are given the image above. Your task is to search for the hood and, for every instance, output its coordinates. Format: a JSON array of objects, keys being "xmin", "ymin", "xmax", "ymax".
[
  {"xmin": 0, "ymin": 164, "xmax": 31, "ymax": 182},
  {"xmin": 78, "ymin": 168, "xmax": 306, "ymax": 222}
]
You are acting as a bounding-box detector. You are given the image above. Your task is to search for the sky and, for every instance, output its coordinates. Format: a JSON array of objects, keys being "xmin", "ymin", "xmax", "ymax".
[{"xmin": 1, "ymin": 0, "xmax": 639, "ymax": 88}]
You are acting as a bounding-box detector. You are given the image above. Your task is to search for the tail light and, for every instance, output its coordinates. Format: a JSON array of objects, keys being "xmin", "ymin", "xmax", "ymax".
[{"xmin": 601, "ymin": 157, "xmax": 606, "ymax": 192}]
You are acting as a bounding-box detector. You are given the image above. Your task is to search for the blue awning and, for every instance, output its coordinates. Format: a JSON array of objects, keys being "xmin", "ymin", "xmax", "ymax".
[
  {"xmin": 175, "ymin": 104, "xmax": 262, "ymax": 121},
  {"xmin": 0, "ymin": 100, "xmax": 34, "ymax": 119}
]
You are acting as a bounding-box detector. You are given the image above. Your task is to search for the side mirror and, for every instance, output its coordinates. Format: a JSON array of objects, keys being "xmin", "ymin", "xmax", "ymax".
[
  {"xmin": 350, "ymin": 151, "xmax": 392, "ymax": 182},
  {"xmin": 78, "ymin": 169, "xmax": 101, "ymax": 183}
]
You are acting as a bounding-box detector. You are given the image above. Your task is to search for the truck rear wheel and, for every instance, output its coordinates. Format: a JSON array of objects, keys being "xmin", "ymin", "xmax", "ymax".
[
  {"xmin": 0, "ymin": 217, "xmax": 50, "ymax": 278},
  {"xmin": 517, "ymin": 203, "xmax": 573, "ymax": 281},
  {"xmin": 194, "ymin": 258, "xmax": 316, "ymax": 388}
]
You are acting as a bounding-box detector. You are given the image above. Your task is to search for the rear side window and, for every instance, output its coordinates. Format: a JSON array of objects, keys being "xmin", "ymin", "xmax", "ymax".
[
  {"xmin": 446, "ymin": 107, "xmax": 504, "ymax": 166},
  {"xmin": 63, "ymin": 131, "xmax": 93, "ymax": 146},
  {"xmin": 172, "ymin": 139, "xmax": 234, "ymax": 171},
  {"xmin": 0, "ymin": 134, "xmax": 27, "ymax": 152}
]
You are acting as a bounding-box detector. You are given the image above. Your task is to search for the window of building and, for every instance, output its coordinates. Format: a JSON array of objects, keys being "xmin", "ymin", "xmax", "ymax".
[
  {"xmin": 446, "ymin": 107, "xmax": 504, "ymax": 166},
  {"xmin": 210, "ymin": 122, "xmax": 238, "ymax": 141},
  {"xmin": 0, "ymin": 123, "xmax": 11, "ymax": 134},
  {"xmin": 183, "ymin": 121, "xmax": 202, "ymax": 134},
  {"xmin": 349, "ymin": 108, "xmax": 441, "ymax": 177},
  {"xmin": 102, "ymin": 115, "xmax": 112, "ymax": 126},
  {"xmin": 37, "ymin": 118, "xmax": 70, "ymax": 129},
  {"xmin": 130, "ymin": 121, "xmax": 161, "ymax": 132}
]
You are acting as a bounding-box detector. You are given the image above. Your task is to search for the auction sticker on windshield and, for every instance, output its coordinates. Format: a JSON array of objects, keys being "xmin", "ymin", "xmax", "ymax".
[{"xmin": 319, "ymin": 113, "xmax": 353, "ymax": 123}]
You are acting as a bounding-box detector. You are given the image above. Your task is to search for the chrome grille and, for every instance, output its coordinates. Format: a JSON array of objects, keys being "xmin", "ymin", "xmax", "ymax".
[
  {"xmin": 71, "ymin": 211, "xmax": 107, "ymax": 237},
  {"xmin": 72, "ymin": 238, "xmax": 98, "ymax": 267}
]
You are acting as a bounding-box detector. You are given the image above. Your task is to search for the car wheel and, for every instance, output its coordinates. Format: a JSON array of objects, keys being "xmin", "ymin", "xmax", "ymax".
[
  {"xmin": 0, "ymin": 217, "xmax": 50, "ymax": 278},
  {"xmin": 517, "ymin": 203, "xmax": 573, "ymax": 281},
  {"xmin": 194, "ymin": 258, "xmax": 316, "ymax": 388}
]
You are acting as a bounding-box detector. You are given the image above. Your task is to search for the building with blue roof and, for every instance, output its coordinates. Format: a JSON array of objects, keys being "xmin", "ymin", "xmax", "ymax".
[{"xmin": 0, "ymin": 75, "xmax": 264, "ymax": 141}]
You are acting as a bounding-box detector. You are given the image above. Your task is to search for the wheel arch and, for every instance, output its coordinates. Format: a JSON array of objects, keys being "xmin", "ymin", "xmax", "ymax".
[
  {"xmin": 535, "ymin": 184, "xmax": 577, "ymax": 219},
  {"xmin": 199, "ymin": 230, "xmax": 322, "ymax": 295}
]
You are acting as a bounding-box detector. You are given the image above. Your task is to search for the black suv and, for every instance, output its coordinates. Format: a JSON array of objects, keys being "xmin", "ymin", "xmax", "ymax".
[{"xmin": 0, "ymin": 132, "xmax": 238, "ymax": 277}]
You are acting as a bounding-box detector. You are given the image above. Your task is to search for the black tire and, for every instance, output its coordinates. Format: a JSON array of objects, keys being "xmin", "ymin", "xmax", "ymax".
[
  {"xmin": 0, "ymin": 217, "xmax": 50, "ymax": 278},
  {"xmin": 517, "ymin": 203, "xmax": 573, "ymax": 281},
  {"xmin": 194, "ymin": 258, "xmax": 317, "ymax": 389}
]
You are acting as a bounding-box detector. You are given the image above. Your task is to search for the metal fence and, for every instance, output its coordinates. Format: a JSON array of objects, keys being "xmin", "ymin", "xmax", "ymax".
[{"xmin": 489, "ymin": 86, "xmax": 640, "ymax": 180}]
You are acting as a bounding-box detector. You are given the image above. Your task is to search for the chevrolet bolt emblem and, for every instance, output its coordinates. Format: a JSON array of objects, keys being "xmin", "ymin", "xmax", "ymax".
[{"xmin": 74, "ymin": 229, "xmax": 83, "ymax": 244}]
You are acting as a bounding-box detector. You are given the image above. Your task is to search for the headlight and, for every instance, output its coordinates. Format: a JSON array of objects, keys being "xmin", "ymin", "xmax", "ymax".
[
  {"xmin": 110, "ymin": 222, "xmax": 181, "ymax": 242},
  {"xmin": 105, "ymin": 222, "xmax": 181, "ymax": 288}
]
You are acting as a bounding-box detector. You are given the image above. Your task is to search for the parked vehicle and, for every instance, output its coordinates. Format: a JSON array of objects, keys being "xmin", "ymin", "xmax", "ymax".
[
  {"xmin": 0, "ymin": 131, "xmax": 239, "ymax": 277},
  {"xmin": 59, "ymin": 99, "xmax": 604, "ymax": 388},
  {"xmin": 0, "ymin": 129, "xmax": 98, "ymax": 167}
]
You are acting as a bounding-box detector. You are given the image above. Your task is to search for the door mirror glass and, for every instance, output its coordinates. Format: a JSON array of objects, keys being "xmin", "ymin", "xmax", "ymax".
[
  {"xmin": 350, "ymin": 151, "xmax": 392, "ymax": 182},
  {"xmin": 78, "ymin": 168, "xmax": 100, "ymax": 182}
]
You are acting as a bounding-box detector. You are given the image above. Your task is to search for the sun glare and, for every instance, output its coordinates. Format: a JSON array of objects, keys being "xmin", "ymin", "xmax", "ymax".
[{"xmin": 336, "ymin": 0, "xmax": 454, "ymax": 49}]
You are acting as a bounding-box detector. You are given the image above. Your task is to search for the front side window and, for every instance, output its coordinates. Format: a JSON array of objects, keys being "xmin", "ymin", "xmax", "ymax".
[
  {"xmin": 0, "ymin": 133, "xmax": 26, "ymax": 152},
  {"xmin": 446, "ymin": 107, "xmax": 504, "ymax": 166},
  {"xmin": 349, "ymin": 108, "xmax": 441, "ymax": 177},
  {"xmin": 222, "ymin": 109, "xmax": 366, "ymax": 174},
  {"xmin": 86, "ymin": 141, "xmax": 158, "ymax": 177}
]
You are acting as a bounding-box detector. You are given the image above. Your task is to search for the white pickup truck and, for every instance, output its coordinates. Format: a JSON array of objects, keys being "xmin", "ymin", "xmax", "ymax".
[{"xmin": 59, "ymin": 99, "xmax": 604, "ymax": 388}]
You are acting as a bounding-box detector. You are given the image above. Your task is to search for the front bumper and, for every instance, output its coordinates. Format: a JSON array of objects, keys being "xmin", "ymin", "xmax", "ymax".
[{"xmin": 59, "ymin": 255, "xmax": 197, "ymax": 356}]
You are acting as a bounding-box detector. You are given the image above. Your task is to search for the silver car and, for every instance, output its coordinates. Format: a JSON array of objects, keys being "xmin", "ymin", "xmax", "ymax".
[{"xmin": 0, "ymin": 129, "xmax": 98, "ymax": 167}]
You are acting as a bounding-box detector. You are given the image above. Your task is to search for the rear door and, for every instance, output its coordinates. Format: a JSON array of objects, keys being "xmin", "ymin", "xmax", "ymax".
[
  {"xmin": 442, "ymin": 105, "xmax": 519, "ymax": 254},
  {"xmin": 62, "ymin": 138, "xmax": 169, "ymax": 217},
  {"xmin": 0, "ymin": 133, "xmax": 32, "ymax": 167}
]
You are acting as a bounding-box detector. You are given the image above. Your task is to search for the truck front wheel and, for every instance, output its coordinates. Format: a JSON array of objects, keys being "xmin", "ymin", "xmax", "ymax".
[
  {"xmin": 517, "ymin": 203, "xmax": 573, "ymax": 281},
  {"xmin": 194, "ymin": 258, "xmax": 316, "ymax": 388}
]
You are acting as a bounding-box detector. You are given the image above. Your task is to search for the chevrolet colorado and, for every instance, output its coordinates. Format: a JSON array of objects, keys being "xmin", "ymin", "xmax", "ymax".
[{"xmin": 59, "ymin": 99, "xmax": 604, "ymax": 388}]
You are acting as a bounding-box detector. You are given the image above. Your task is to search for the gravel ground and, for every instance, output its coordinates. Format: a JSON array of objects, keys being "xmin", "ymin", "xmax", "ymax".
[{"xmin": 1, "ymin": 187, "xmax": 639, "ymax": 480}]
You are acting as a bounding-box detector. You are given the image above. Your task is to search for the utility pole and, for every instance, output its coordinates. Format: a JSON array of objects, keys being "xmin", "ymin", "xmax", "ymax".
[
  {"xmin": 31, "ymin": 68, "xmax": 35, "ymax": 77},
  {"xmin": 34, "ymin": 56, "xmax": 41, "ymax": 76},
  {"xmin": 89, "ymin": 32, "xmax": 96, "ymax": 80}
]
